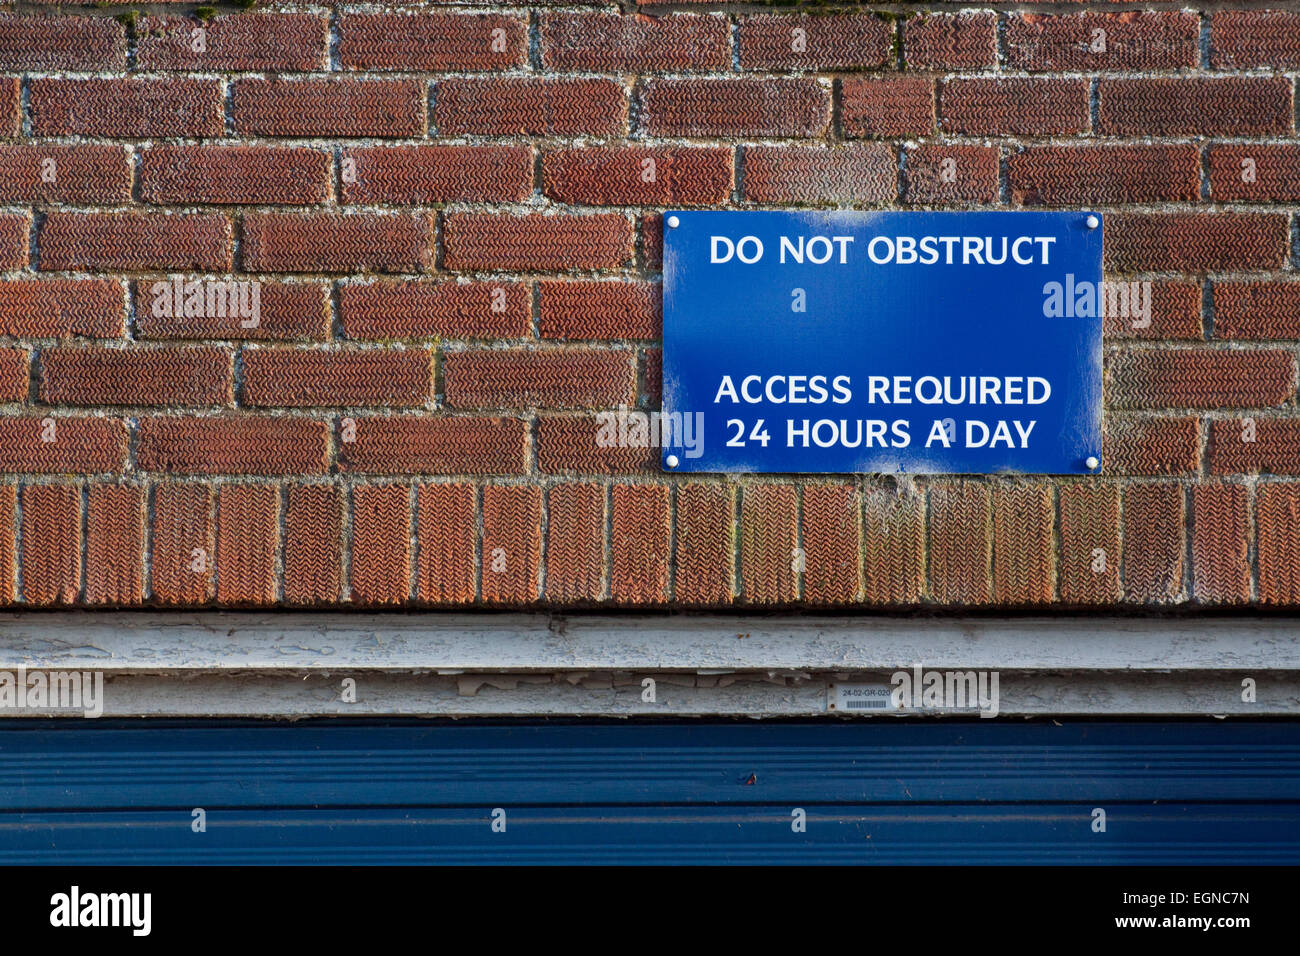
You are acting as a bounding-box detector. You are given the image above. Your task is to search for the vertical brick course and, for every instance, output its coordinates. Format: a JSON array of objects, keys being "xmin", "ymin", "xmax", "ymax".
[
  {"xmin": 1192, "ymin": 483, "xmax": 1252, "ymax": 604},
  {"xmin": 152, "ymin": 484, "xmax": 214, "ymax": 605},
  {"xmin": 611, "ymin": 484, "xmax": 670, "ymax": 604},
  {"xmin": 740, "ymin": 484, "xmax": 797, "ymax": 604},
  {"xmin": 417, "ymin": 483, "xmax": 477, "ymax": 605},
  {"xmin": 85, "ymin": 484, "xmax": 144, "ymax": 605},
  {"xmin": 351, "ymin": 484, "xmax": 411, "ymax": 606},
  {"xmin": 481, "ymin": 484, "xmax": 541, "ymax": 604},
  {"xmin": 675, "ymin": 483, "xmax": 734, "ymax": 606},
  {"xmin": 22, "ymin": 484, "xmax": 81, "ymax": 606},
  {"xmin": 1059, "ymin": 484, "xmax": 1122, "ymax": 604},
  {"xmin": 285, "ymin": 484, "xmax": 343, "ymax": 605},
  {"xmin": 216, "ymin": 484, "xmax": 280, "ymax": 605},
  {"xmin": 545, "ymin": 483, "xmax": 604, "ymax": 603}
]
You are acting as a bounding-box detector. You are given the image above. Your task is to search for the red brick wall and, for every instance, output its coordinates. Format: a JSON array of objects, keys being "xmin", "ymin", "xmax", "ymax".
[{"xmin": 0, "ymin": 3, "xmax": 1297, "ymax": 608}]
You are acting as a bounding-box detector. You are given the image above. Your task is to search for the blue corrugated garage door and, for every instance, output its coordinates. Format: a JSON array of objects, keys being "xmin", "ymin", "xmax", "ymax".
[{"xmin": 1, "ymin": 719, "xmax": 1297, "ymax": 865}]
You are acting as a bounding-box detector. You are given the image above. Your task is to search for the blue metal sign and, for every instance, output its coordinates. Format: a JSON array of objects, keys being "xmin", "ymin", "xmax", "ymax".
[{"xmin": 661, "ymin": 211, "xmax": 1103, "ymax": 474}]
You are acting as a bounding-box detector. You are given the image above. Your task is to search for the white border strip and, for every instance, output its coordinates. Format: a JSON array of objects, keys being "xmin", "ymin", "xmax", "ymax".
[{"xmin": 1, "ymin": 612, "xmax": 1296, "ymax": 673}]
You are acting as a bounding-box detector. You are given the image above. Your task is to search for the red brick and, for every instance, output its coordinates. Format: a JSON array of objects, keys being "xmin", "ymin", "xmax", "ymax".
[
  {"xmin": 546, "ymin": 482, "xmax": 604, "ymax": 603},
  {"xmin": 136, "ymin": 416, "xmax": 328, "ymax": 476},
  {"xmin": 1102, "ymin": 280, "xmax": 1203, "ymax": 341},
  {"xmin": 641, "ymin": 213, "xmax": 663, "ymax": 271},
  {"xmin": 743, "ymin": 144, "xmax": 895, "ymax": 205},
  {"xmin": 341, "ymin": 146, "xmax": 531, "ymax": 205},
  {"xmin": 216, "ymin": 484, "xmax": 279, "ymax": 605},
  {"xmin": 31, "ymin": 78, "xmax": 223, "ymax": 138},
  {"xmin": 242, "ymin": 348, "xmax": 432, "ymax": 408},
  {"xmin": 284, "ymin": 484, "xmax": 343, "ymax": 605},
  {"xmin": 1010, "ymin": 145, "xmax": 1199, "ymax": 205},
  {"xmin": 941, "ymin": 79, "xmax": 1089, "ymax": 135},
  {"xmin": 85, "ymin": 484, "xmax": 144, "ymax": 606},
  {"xmin": 0, "ymin": 77, "xmax": 16, "ymax": 138},
  {"xmin": 1258, "ymin": 484, "xmax": 1300, "ymax": 605},
  {"xmin": 0, "ymin": 145, "xmax": 131, "ymax": 204},
  {"xmin": 863, "ymin": 483, "xmax": 925, "ymax": 605},
  {"xmin": 234, "ymin": 78, "xmax": 426, "ymax": 138},
  {"xmin": 0, "ymin": 348, "xmax": 27, "ymax": 402},
  {"xmin": 536, "ymin": 415, "xmax": 656, "ymax": 475},
  {"xmin": 40, "ymin": 212, "xmax": 232, "ymax": 273},
  {"xmin": 0, "ymin": 15, "xmax": 125, "ymax": 71},
  {"xmin": 1209, "ymin": 145, "xmax": 1300, "ymax": 203},
  {"xmin": 242, "ymin": 212, "xmax": 433, "ymax": 274},
  {"xmin": 905, "ymin": 12, "xmax": 997, "ymax": 69},
  {"xmin": 135, "ymin": 279, "xmax": 329, "ymax": 343},
  {"xmin": 1006, "ymin": 12, "xmax": 1198, "ymax": 71},
  {"xmin": 151, "ymin": 483, "xmax": 214, "ymax": 605},
  {"xmin": 0, "ymin": 485, "xmax": 13, "ymax": 603},
  {"xmin": 640, "ymin": 78, "xmax": 830, "ymax": 138},
  {"xmin": 0, "ymin": 280, "xmax": 124, "ymax": 339},
  {"xmin": 339, "ymin": 13, "xmax": 525, "ymax": 70},
  {"xmin": 1105, "ymin": 214, "xmax": 1290, "ymax": 273},
  {"xmin": 0, "ymin": 213, "xmax": 26, "ymax": 270},
  {"xmin": 1212, "ymin": 10, "xmax": 1300, "ymax": 69},
  {"xmin": 1059, "ymin": 484, "xmax": 1121, "ymax": 604},
  {"xmin": 802, "ymin": 484, "xmax": 861, "ymax": 604},
  {"xmin": 350, "ymin": 483, "xmax": 411, "ymax": 606},
  {"xmin": 341, "ymin": 280, "xmax": 529, "ymax": 341},
  {"xmin": 929, "ymin": 481, "xmax": 991, "ymax": 604},
  {"xmin": 444, "ymin": 349, "xmax": 634, "ymax": 410},
  {"xmin": 1109, "ymin": 349, "xmax": 1295, "ymax": 410},
  {"xmin": 641, "ymin": 349, "xmax": 661, "ymax": 408},
  {"xmin": 674, "ymin": 483, "xmax": 733, "ymax": 605},
  {"xmin": 1099, "ymin": 78, "xmax": 1292, "ymax": 136},
  {"xmin": 842, "ymin": 76, "xmax": 934, "ymax": 138},
  {"xmin": 541, "ymin": 12, "xmax": 729, "ymax": 72},
  {"xmin": 339, "ymin": 416, "xmax": 526, "ymax": 475},
  {"xmin": 738, "ymin": 14, "xmax": 891, "ymax": 70},
  {"xmin": 1214, "ymin": 282, "xmax": 1300, "ymax": 340},
  {"xmin": 22, "ymin": 483, "xmax": 81, "ymax": 606},
  {"xmin": 40, "ymin": 345, "xmax": 232, "ymax": 407},
  {"xmin": 539, "ymin": 281, "xmax": 660, "ymax": 341},
  {"xmin": 905, "ymin": 145, "xmax": 998, "ymax": 204},
  {"xmin": 416, "ymin": 483, "xmax": 476, "ymax": 605},
  {"xmin": 1192, "ymin": 483, "xmax": 1251, "ymax": 603},
  {"xmin": 0, "ymin": 418, "xmax": 126, "ymax": 474},
  {"xmin": 1123, "ymin": 482, "xmax": 1184, "ymax": 604},
  {"xmin": 1103, "ymin": 416, "xmax": 1200, "ymax": 476},
  {"xmin": 1209, "ymin": 418, "xmax": 1300, "ymax": 476},
  {"xmin": 140, "ymin": 146, "xmax": 331, "ymax": 206},
  {"xmin": 739, "ymin": 484, "xmax": 797, "ymax": 604},
  {"xmin": 443, "ymin": 213, "xmax": 633, "ymax": 273},
  {"xmin": 435, "ymin": 77, "xmax": 626, "ymax": 137},
  {"xmin": 611, "ymin": 484, "xmax": 670, "ymax": 604},
  {"xmin": 543, "ymin": 147, "xmax": 732, "ymax": 207},
  {"xmin": 991, "ymin": 483, "xmax": 1054, "ymax": 604},
  {"xmin": 481, "ymin": 484, "xmax": 541, "ymax": 604},
  {"xmin": 137, "ymin": 13, "xmax": 328, "ymax": 71}
]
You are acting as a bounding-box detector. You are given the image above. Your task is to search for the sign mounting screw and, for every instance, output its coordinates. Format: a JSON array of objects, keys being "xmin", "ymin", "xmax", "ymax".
[
  {"xmin": 1085, "ymin": 215, "xmax": 1099, "ymax": 230},
  {"xmin": 1085, "ymin": 456, "xmax": 1100, "ymax": 471},
  {"xmin": 666, "ymin": 215, "xmax": 680, "ymax": 229},
  {"xmin": 665, "ymin": 454, "xmax": 680, "ymax": 469}
]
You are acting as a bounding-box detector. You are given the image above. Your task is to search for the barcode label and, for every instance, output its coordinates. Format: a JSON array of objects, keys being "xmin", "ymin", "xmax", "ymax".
[
  {"xmin": 828, "ymin": 682, "xmax": 895, "ymax": 714},
  {"xmin": 843, "ymin": 698, "xmax": 890, "ymax": 710}
]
